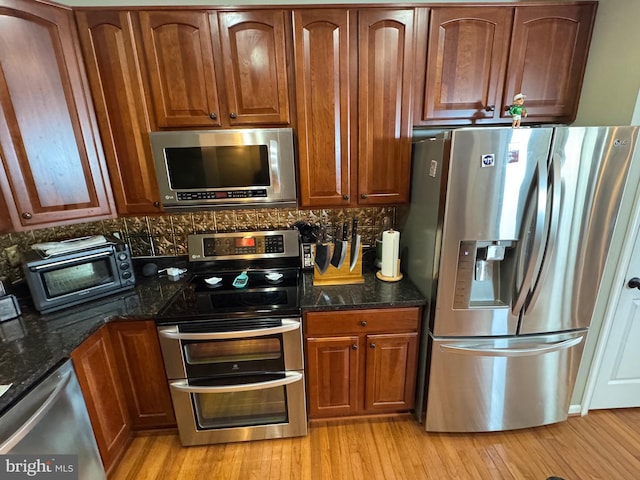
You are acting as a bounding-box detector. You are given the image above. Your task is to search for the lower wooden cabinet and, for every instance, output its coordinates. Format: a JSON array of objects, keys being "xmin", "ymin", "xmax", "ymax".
[
  {"xmin": 108, "ymin": 320, "xmax": 176, "ymax": 430},
  {"xmin": 304, "ymin": 307, "xmax": 420, "ymax": 419},
  {"xmin": 70, "ymin": 326, "xmax": 131, "ymax": 475},
  {"xmin": 71, "ymin": 319, "xmax": 175, "ymax": 473}
]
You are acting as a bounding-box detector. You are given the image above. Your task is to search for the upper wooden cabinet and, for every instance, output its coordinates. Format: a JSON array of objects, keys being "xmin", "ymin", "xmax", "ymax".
[
  {"xmin": 415, "ymin": 2, "xmax": 597, "ymax": 126},
  {"xmin": 217, "ymin": 10, "xmax": 292, "ymax": 125},
  {"xmin": 0, "ymin": 0, "xmax": 115, "ymax": 232},
  {"xmin": 294, "ymin": 8, "xmax": 414, "ymax": 208},
  {"xmin": 138, "ymin": 10, "xmax": 222, "ymax": 128},
  {"xmin": 138, "ymin": 9, "xmax": 292, "ymax": 129},
  {"xmin": 75, "ymin": 10, "xmax": 162, "ymax": 215},
  {"xmin": 503, "ymin": 4, "xmax": 597, "ymax": 124}
]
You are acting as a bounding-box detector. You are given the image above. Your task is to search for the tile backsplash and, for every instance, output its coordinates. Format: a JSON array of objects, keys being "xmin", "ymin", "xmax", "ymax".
[{"xmin": 0, "ymin": 206, "xmax": 396, "ymax": 283}]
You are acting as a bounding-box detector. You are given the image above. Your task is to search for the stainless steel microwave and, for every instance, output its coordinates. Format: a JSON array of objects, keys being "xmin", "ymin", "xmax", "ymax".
[
  {"xmin": 149, "ymin": 128, "xmax": 297, "ymax": 210},
  {"xmin": 22, "ymin": 237, "xmax": 136, "ymax": 313}
]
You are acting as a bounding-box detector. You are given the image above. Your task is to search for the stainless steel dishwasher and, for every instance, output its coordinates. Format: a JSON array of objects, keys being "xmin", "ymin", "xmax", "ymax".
[{"xmin": 0, "ymin": 360, "xmax": 106, "ymax": 479}]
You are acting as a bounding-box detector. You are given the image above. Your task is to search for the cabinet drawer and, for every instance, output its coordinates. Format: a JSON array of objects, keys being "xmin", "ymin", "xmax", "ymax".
[{"xmin": 305, "ymin": 308, "xmax": 420, "ymax": 336}]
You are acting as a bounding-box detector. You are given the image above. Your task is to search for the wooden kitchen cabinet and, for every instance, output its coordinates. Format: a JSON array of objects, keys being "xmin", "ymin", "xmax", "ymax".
[
  {"xmin": 138, "ymin": 10, "xmax": 222, "ymax": 128},
  {"xmin": 138, "ymin": 9, "xmax": 292, "ymax": 129},
  {"xmin": 0, "ymin": 0, "xmax": 116, "ymax": 232},
  {"xmin": 108, "ymin": 319, "xmax": 176, "ymax": 430},
  {"xmin": 503, "ymin": 3, "xmax": 597, "ymax": 124},
  {"xmin": 304, "ymin": 307, "xmax": 419, "ymax": 418},
  {"xmin": 217, "ymin": 10, "xmax": 292, "ymax": 125},
  {"xmin": 293, "ymin": 8, "xmax": 414, "ymax": 208},
  {"xmin": 75, "ymin": 10, "xmax": 162, "ymax": 215},
  {"xmin": 71, "ymin": 327, "xmax": 131, "ymax": 475},
  {"xmin": 415, "ymin": 2, "xmax": 596, "ymax": 126}
]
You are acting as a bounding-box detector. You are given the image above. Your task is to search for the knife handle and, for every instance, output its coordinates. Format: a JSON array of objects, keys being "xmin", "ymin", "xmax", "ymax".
[
  {"xmin": 342, "ymin": 222, "xmax": 349, "ymax": 240},
  {"xmin": 351, "ymin": 218, "xmax": 358, "ymax": 238}
]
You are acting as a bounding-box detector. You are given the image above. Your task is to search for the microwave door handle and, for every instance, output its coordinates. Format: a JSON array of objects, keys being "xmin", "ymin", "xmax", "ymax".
[
  {"xmin": 157, "ymin": 319, "xmax": 301, "ymax": 341},
  {"xmin": 169, "ymin": 371, "xmax": 303, "ymax": 394},
  {"xmin": 28, "ymin": 251, "xmax": 113, "ymax": 271}
]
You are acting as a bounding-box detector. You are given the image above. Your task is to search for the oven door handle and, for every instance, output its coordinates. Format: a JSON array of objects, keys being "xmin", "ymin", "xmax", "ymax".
[
  {"xmin": 157, "ymin": 319, "xmax": 301, "ymax": 341},
  {"xmin": 168, "ymin": 371, "xmax": 303, "ymax": 394}
]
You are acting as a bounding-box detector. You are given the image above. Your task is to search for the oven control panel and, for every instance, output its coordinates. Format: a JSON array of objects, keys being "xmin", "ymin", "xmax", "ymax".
[{"xmin": 188, "ymin": 230, "xmax": 299, "ymax": 261}]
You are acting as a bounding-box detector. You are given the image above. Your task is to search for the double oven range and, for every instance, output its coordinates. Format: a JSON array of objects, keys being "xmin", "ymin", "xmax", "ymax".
[{"xmin": 156, "ymin": 230, "xmax": 307, "ymax": 446}]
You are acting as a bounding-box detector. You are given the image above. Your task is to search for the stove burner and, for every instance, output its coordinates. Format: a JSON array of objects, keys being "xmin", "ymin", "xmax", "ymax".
[{"xmin": 157, "ymin": 268, "xmax": 301, "ymax": 323}]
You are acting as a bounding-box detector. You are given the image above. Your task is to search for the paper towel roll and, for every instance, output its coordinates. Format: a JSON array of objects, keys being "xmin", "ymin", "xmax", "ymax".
[{"xmin": 381, "ymin": 230, "xmax": 400, "ymax": 277}]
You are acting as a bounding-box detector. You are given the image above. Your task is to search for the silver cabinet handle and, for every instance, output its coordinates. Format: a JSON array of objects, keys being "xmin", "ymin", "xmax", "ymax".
[
  {"xmin": 158, "ymin": 318, "xmax": 301, "ymax": 341},
  {"xmin": 0, "ymin": 368, "xmax": 72, "ymax": 453},
  {"xmin": 169, "ymin": 371, "xmax": 303, "ymax": 394},
  {"xmin": 440, "ymin": 336, "xmax": 584, "ymax": 358}
]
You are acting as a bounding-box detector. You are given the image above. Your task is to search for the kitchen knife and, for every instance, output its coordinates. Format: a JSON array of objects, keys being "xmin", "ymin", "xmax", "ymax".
[
  {"xmin": 314, "ymin": 223, "xmax": 331, "ymax": 274},
  {"xmin": 330, "ymin": 222, "xmax": 349, "ymax": 269},
  {"xmin": 349, "ymin": 218, "xmax": 361, "ymax": 271}
]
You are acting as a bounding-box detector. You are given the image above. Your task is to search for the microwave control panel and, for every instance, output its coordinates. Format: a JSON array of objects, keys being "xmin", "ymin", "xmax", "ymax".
[{"xmin": 177, "ymin": 189, "xmax": 267, "ymax": 201}]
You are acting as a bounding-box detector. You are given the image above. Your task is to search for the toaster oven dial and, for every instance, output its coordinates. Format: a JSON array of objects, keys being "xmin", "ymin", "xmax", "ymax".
[
  {"xmin": 117, "ymin": 252, "xmax": 128, "ymax": 261},
  {"xmin": 120, "ymin": 262, "xmax": 130, "ymax": 270}
]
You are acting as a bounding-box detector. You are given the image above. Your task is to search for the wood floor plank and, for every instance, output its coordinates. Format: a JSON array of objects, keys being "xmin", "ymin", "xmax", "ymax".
[{"xmin": 109, "ymin": 409, "xmax": 640, "ymax": 479}]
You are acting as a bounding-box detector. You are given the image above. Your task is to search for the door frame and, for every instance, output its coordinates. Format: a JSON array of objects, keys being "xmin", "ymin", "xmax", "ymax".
[{"xmin": 582, "ymin": 186, "xmax": 640, "ymax": 414}]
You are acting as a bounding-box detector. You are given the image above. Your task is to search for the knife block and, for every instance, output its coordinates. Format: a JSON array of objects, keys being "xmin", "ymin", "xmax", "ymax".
[{"xmin": 313, "ymin": 243, "xmax": 364, "ymax": 286}]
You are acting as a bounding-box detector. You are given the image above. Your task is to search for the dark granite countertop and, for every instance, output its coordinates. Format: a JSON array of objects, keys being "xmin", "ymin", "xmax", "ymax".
[
  {"xmin": 300, "ymin": 270, "xmax": 426, "ymax": 311},
  {"xmin": 0, "ymin": 272, "xmax": 189, "ymax": 417},
  {"xmin": 1, "ymin": 254, "xmax": 425, "ymax": 417}
]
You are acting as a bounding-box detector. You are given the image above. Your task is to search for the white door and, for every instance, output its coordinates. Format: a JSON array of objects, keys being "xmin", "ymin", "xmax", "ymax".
[{"xmin": 590, "ymin": 231, "xmax": 640, "ymax": 409}]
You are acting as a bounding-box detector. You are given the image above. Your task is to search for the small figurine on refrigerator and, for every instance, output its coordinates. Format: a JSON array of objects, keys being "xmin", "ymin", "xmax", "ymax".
[{"xmin": 509, "ymin": 93, "xmax": 527, "ymax": 128}]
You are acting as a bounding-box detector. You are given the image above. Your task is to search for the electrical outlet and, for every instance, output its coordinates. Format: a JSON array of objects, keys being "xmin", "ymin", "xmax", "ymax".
[{"xmin": 4, "ymin": 245, "xmax": 20, "ymax": 267}]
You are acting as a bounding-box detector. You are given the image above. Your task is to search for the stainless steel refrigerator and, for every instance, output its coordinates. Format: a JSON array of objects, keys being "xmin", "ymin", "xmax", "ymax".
[{"xmin": 401, "ymin": 126, "xmax": 640, "ymax": 432}]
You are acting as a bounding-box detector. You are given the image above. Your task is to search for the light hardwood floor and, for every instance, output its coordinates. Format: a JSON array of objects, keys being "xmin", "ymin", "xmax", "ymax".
[{"xmin": 110, "ymin": 409, "xmax": 640, "ymax": 479}]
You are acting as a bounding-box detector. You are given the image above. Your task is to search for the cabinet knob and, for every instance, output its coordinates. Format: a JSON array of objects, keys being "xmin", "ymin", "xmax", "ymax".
[
  {"xmin": 485, "ymin": 105, "xmax": 496, "ymax": 112},
  {"xmin": 369, "ymin": 343, "xmax": 376, "ymax": 349},
  {"xmin": 209, "ymin": 112, "xmax": 217, "ymax": 120},
  {"xmin": 342, "ymin": 194, "xmax": 349, "ymax": 201},
  {"xmin": 22, "ymin": 212, "xmax": 32, "ymax": 220},
  {"xmin": 360, "ymin": 193, "xmax": 368, "ymax": 199},
  {"xmin": 152, "ymin": 201, "xmax": 160, "ymax": 208},
  {"xmin": 351, "ymin": 344, "xmax": 358, "ymax": 351},
  {"xmin": 229, "ymin": 112, "xmax": 237, "ymax": 119},
  {"xmin": 360, "ymin": 321, "xmax": 367, "ymax": 327}
]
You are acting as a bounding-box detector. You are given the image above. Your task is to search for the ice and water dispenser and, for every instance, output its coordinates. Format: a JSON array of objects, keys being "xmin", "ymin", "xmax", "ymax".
[{"xmin": 453, "ymin": 240, "xmax": 516, "ymax": 309}]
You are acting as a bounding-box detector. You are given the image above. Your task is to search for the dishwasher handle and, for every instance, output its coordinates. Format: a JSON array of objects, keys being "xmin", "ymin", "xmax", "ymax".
[{"xmin": 0, "ymin": 366, "xmax": 72, "ymax": 453}]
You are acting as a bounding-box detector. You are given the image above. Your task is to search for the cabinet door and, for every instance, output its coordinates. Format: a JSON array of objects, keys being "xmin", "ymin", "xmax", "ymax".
[
  {"xmin": 138, "ymin": 10, "xmax": 221, "ymax": 128},
  {"xmin": 108, "ymin": 320, "xmax": 176, "ymax": 430},
  {"xmin": 217, "ymin": 10, "xmax": 291, "ymax": 125},
  {"xmin": 503, "ymin": 4, "xmax": 596, "ymax": 124},
  {"xmin": 365, "ymin": 332, "xmax": 418, "ymax": 412},
  {"xmin": 357, "ymin": 9, "xmax": 414, "ymax": 205},
  {"xmin": 416, "ymin": 7, "xmax": 513, "ymax": 125},
  {"xmin": 0, "ymin": 0, "xmax": 115, "ymax": 230},
  {"xmin": 75, "ymin": 10, "xmax": 162, "ymax": 215},
  {"xmin": 293, "ymin": 9, "xmax": 353, "ymax": 207},
  {"xmin": 71, "ymin": 327, "xmax": 130, "ymax": 474},
  {"xmin": 306, "ymin": 336, "xmax": 360, "ymax": 418}
]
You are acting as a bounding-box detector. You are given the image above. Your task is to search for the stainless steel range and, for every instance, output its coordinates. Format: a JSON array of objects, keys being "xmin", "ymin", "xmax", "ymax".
[{"xmin": 156, "ymin": 230, "xmax": 307, "ymax": 446}]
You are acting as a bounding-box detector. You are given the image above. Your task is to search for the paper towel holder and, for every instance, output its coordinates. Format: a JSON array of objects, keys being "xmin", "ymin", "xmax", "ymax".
[{"xmin": 376, "ymin": 260, "xmax": 403, "ymax": 282}]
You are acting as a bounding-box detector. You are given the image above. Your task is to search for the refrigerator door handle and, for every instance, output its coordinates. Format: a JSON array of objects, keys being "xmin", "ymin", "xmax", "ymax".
[
  {"xmin": 512, "ymin": 154, "xmax": 549, "ymax": 317},
  {"xmin": 526, "ymin": 150, "xmax": 562, "ymax": 312},
  {"xmin": 440, "ymin": 336, "xmax": 584, "ymax": 358}
]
